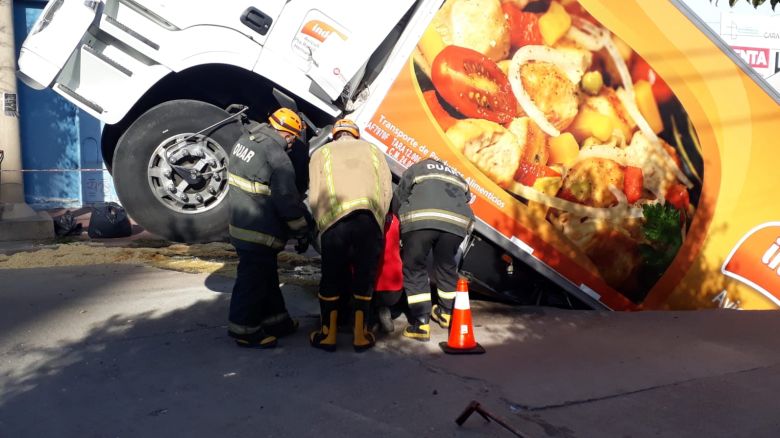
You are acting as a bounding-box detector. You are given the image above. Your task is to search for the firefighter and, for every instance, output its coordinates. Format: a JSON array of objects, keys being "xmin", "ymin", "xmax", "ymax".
[
  {"xmin": 308, "ymin": 119, "xmax": 393, "ymax": 352},
  {"xmin": 226, "ymin": 107, "xmax": 311, "ymax": 349},
  {"xmin": 394, "ymin": 157, "xmax": 474, "ymax": 342}
]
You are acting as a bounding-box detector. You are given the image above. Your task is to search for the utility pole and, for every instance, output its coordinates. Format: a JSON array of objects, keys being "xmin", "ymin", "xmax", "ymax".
[
  {"xmin": 0, "ymin": 0, "xmax": 22, "ymax": 201},
  {"xmin": 0, "ymin": 0, "xmax": 53, "ymax": 240}
]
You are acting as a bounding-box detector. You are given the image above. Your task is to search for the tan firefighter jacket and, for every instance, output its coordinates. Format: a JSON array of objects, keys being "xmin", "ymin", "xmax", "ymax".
[{"xmin": 308, "ymin": 137, "xmax": 392, "ymax": 234}]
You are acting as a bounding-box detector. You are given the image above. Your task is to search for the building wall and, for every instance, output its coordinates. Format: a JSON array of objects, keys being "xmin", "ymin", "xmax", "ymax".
[{"xmin": 12, "ymin": 0, "xmax": 117, "ymax": 209}]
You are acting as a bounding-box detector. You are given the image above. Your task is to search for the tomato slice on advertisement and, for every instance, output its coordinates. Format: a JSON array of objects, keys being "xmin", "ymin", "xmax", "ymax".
[
  {"xmin": 502, "ymin": 3, "xmax": 543, "ymax": 48},
  {"xmin": 431, "ymin": 46, "xmax": 519, "ymax": 124},
  {"xmin": 623, "ymin": 166, "xmax": 643, "ymax": 204},
  {"xmin": 422, "ymin": 90, "xmax": 459, "ymax": 131},
  {"xmin": 514, "ymin": 160, "xmax": 561, "ymax": 187},
  {"xmin": 665, "ymin": 183, "xmax": 690, "ymax": 212}
]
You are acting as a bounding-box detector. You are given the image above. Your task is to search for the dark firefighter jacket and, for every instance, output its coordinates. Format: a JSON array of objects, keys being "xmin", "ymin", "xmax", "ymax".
[
  {"xmin": 227, "ymin": 124, "xmax": 308, "ymax": 251},
  {"xmin": 393, "ymin": 158, "xmax": 475, "ymax": 238}
]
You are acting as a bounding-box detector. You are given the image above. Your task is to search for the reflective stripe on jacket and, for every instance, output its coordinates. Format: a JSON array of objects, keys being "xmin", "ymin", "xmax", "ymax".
[
  {"xmin": 394, "ymin": 158, "xmax": 475, "ymax": 237},
  {"xmin": 308, "ymin": 138, "xmax": 392, "ymax": 234},
  {"xmin": 228, "ymin": 173, "xmax": 271, "ymax": 196},
  {"xmin": 227, "ymin": 124, "xmax": 307, "ymax": 251}
]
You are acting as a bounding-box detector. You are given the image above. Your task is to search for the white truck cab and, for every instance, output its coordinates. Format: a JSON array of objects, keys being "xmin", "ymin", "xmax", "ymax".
[
  {"xmin": 19, "ymin": 0, "xmax": 426, "ymax": 123},
  {"xmin": 18, "ymin": 0, "xmax": 434, "ymax": 242}
]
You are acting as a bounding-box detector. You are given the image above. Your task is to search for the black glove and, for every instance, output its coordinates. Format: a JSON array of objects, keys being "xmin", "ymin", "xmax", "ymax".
[{"xmin": 294, "ymin": 234, "xmax": 311, "ymax": 254}]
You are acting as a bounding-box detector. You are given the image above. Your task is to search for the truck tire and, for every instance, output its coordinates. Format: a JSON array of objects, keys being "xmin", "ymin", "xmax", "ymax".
[{"xmin": 112, "ymin": 100, "xmax": 243, "ymax": 242}]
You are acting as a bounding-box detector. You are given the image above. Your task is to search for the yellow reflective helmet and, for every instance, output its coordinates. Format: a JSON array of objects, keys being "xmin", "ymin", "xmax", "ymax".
[
  {"xmin": 269, "ymin": 108, "xmax": 304, "ymax": 139},
  {"xmin": 332, "ymin": 118, "xmax": 360, "ymax": 139}
]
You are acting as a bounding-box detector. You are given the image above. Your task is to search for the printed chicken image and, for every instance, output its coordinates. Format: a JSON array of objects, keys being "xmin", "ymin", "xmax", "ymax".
[
  {"xmin": 413, "ymin": 0, "xmax": 703, "ymax": 302},
  {"xmin": 559, "ymin": 158, "xmax": 624, "ymax": 208},
  {"xmin": 444, "ymin": 117, "xmax": 546, "ymax": 189},
  {"xmin": 445, "ymin": 119, "xmax": 522, "ymax": 188},
  {"xmin": 519, "ymin": 61, "xmax": 580, "ymax": 131}
]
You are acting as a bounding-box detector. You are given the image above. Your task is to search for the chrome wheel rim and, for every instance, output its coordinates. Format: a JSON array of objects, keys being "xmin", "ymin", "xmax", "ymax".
[{"xmin": 147, "ymin": 133, "xmax": 229, "ymax": 214}]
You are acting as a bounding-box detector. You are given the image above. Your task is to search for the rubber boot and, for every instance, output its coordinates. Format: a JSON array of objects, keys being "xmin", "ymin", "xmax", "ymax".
[
  {"xmin": 310, "ymin": 298, "xmax": 339, "ymax": 352},
  {"xmin": 228, "ymin": 327, "xmax": 278, "ymax": 349},
  {"xmin": 353, "ymin": 299, "xmax": 376, "ymax": 352},
  {"xmin": 431, "ymin": 304, "xmax": 451, "ymax": 329},
  {"xmin": 403, "ymin": 314, "xmax": 431, "ymax": 342}
]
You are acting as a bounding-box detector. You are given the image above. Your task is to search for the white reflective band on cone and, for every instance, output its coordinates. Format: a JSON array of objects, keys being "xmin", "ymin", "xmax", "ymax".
[{"xmin": 454, "ymin": 291, "xmax": 470, "ymax": 310}]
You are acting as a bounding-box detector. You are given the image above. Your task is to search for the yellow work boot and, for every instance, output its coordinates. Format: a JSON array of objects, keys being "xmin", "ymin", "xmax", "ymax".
[
  {"xmin": 431, "ymin": 304, "xmax": 451, "ymax": 329},
  {"xmin": 310, "ymin": 296, "xmax": 339, "ymax": 352},
  {"xmin": 353, "ymin": 300, "xmax": 376, "ymax": 352},
  {"xmin": 228, "ymin": 325, "xmax": 278, "ymax": 349},
  {"xmin": 403, "ymin": 316, "xmax": 431, "ymax": 342}
]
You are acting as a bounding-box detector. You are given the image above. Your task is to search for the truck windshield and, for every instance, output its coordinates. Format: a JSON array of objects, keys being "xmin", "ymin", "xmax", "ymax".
[{"xmin": 675, "ymin": 0, "xmax": 780, "ymax": 104}]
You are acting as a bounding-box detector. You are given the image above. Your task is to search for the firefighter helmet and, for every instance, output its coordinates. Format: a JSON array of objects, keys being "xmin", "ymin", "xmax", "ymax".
[
  {"xmin": 332, "ymin": 119, "xmax": 360, "ymax": 139},
  {"xmin": 269, "ymin": 108, "xmax": 304, "ymax": 139}
]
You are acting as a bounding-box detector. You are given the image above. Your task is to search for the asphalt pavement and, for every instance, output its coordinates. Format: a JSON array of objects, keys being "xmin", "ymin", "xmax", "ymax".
[{"xmin": 1, "ymin": 263, "xmax": 779, "ymax": 437}]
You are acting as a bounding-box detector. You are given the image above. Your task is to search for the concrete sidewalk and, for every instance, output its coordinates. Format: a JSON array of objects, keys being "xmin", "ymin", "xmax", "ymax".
[{"xmin": 0, "ymin": 264, "xmax": 778, "ymax": 437}]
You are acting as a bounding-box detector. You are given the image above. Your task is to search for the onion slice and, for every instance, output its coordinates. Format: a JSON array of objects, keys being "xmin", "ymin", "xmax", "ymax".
[
  {"xmin": 601, "ymin": 31, "xmax": 694, "ymax": 190},
  {"xmin": 575, "ymin": 145, "xmax": 631, "ymax": 167},
  {"xmin": 568, "ymin": 17, "xmax": 607, "ymax": 52},
  {"xmin": 571, "ymin": 16, "xmax": 605, "ymax": 41},
  {"xmin": 616, "ymin": 88, "xmax": 658, "ymax": 143},
  {"xmin": 602, "ymin": 34, "xmax": 634, "ymax": 99},
  {"xmin": 616, "ymin": 89, "xmax": 693, "ymax": 189},
  {"xmin": 507, "ymin": 181, "xmax": 644, "ymax": 219},
  {"xmin": 609, "ymin": 184, "xmax": 628, "ymax": 205},
  {"xmin": 508, "ymin": 45, "xmax": 587, "ymax": 137}
]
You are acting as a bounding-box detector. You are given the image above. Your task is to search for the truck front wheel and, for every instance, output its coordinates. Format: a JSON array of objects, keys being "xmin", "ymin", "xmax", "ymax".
[{"xmin": 112, "ymin": 100, "xmax": 243, "ymax": 242}]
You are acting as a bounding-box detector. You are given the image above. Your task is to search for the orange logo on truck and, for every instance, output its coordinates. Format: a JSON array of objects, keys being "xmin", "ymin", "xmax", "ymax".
[
  {"xmin": 722, "ymin": 222, "xmax": 780, "ymax": 306},
  {"xmin": 300, "ymin": 20, "xmax": 346, "ymax": 42}
]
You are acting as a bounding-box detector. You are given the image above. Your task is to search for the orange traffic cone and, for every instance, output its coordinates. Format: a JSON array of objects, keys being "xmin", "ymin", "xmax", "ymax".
[{"xmin": 440, "ymin": 278, "xmax": 485, "ymax": 355}]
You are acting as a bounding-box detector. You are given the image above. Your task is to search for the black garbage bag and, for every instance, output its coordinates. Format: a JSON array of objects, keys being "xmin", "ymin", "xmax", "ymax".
[
  {"xmin": 53, "ymin": 211, "xmax": 83, "ymax": 237},
  {"xmin": 88, "ymin": 202, "xmax": 132, "ymax": 239}
]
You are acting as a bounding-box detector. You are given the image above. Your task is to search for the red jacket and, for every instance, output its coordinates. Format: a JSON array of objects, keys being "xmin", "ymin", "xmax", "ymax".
[{"xmin": 375, "ymin": 214, "xmax": 403, "ymax": 293}]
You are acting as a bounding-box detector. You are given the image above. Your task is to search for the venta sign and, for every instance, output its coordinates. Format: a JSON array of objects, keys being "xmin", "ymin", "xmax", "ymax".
[{"xmin": 731, "ymin": 46, "xmax": 770, "ymax": 69}]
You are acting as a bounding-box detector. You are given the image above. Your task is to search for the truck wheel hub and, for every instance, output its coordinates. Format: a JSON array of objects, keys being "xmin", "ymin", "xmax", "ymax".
[{"xmin": 147, "ymin": 133, "xmax": 229, "ymax": 214}]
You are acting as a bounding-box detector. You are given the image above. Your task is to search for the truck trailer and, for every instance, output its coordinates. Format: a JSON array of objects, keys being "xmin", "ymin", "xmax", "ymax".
[{"xmin": 16, "ymin": 0, "xmax": 780, "ymax": 310}]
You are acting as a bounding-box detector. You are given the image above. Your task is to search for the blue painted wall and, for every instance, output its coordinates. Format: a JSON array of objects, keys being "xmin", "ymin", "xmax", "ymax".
[{"xmin": 13, "ymin": 0, "xmax": 117, "ymax": 209}]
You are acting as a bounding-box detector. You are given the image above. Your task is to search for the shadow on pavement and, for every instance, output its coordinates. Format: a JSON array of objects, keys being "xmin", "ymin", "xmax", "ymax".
[
  {"xmin": 204, "ymin": 272, "xmax": 233, "ymax": 294},
  {"xmin": 0, "ymin": 265, "xmax": 543, "ymax": 437},
  {"xmin": 4, "ymin": 264, "xmax": 780, "ymax": 437}
]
